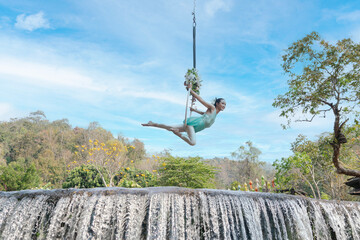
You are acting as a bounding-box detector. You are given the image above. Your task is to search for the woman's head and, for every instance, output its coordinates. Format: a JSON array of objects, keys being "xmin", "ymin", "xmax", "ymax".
[{"xmin": 214, "ymin": 98, "xmax": 226, "ymax": 111}]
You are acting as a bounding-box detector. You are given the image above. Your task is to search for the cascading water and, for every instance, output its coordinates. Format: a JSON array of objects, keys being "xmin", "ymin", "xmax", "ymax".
[{"xmin": 0, "ymin": 187, "xmax": 359, "ymax": 239}]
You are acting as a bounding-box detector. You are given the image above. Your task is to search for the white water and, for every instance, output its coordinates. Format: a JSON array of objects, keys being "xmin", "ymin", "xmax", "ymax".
[{"xmin": 0, "ymin": 187, "xmax": 359, "ymax": 239}]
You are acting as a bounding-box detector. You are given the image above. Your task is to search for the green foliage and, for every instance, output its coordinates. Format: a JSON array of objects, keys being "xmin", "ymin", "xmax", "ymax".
[
  {"xmin": 273, "ymin": 132, "xmax": 359, "ymax": 200},
  {"xmin": 116, "ymin": 168, "xmax": 157, "ymax": 188},
  {"xmin": 230, "ymin": 181, "xmax": 241, "ymax": 190},
  {"xmin": 63, "ymin": 164, "xmax": 106, "ymax": 189},
  {"xmin": 34, "ymin": 149, "xmax": 66, "ymax": 188},
  {"xmin": 185, "ymin": 68, "xmax": 202, "ymax": 94},
  {"xmin": 0, "ymin": 161, "xmax": 41, "ymax": 191},
  {"xmin": 273, "ymin": 152, "xmax": 311, "ymax": 187},
  {"xmin": 230, "ymin": 177, "xmax": 276, "ymax": 193},
  {"xmin": 207, "ymin": 156, "xmax": 275, "ymax": 190},
  {"xmin": 157, "ymin": 156, "xmax": 217, "ymax": 189},
  {"xmin": 273, "ymin": 31, "xmax": 360, "ymax": 178},
  {"xmin": 73, "ymin": 139, "xmax": 130, "ymax": 187},
  {"xmin": 231, "ymin": 141, "xmax": 265, "ymax": 182},
  {"xmin": 274, "ymin": 135, "xmax": 326, "ymax": 199},
  {"xmin": 1, "ymin": 111, "xmax": 358, "ymax": 200},
  {"xmin": 117, "ymin": 179, "xmax": 142, "ymax": 188},
  {"xmin": 0, "ymin": 112, "xmax": 74, "ymax": 188},
  {"xmin": 273, "ymin": 32, "xmax": 360, "ymax": 128},
  {"xmin": 321, "ymin": 192, "xmax": 331, "ymax": 200},
  {"xmin": 125, "ymin": 138, "xmax": 146, "ymax": 164},
  {"xmin": 0, "ymin": 111, "xmax": 128, "ymax": 189}
]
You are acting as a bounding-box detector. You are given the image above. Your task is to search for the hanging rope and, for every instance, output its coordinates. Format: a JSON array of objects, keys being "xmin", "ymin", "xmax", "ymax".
[
  {"xmin": 190, "ymin": 0, "xmax": 197, "ymax": 116},
  {"xmin": 184, "ymin": 0, "xmax": 197, "ymax": 126},
  {"xmin": 192, "ymin": 0, "xmax": 196, "ymax": 69}
]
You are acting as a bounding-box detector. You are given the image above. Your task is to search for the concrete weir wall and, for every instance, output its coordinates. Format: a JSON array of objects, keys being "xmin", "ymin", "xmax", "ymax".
[{"xmin": 0, "ymin": 187, "xmax": 359, "ymax": 239}]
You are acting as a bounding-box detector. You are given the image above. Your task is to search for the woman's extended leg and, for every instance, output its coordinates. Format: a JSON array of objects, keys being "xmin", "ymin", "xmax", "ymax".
[
  {"xmin": 184, "ymin": 125, "xmax": 196, "ymax": 146},
  {"xmin": 142, "ymin": 121, "xmax": 185, "ymax": 132},
  {"xmin": 169, "ymin": 125, "xmax": 196, "ymax": 146},
  {"xmin": 142, "ymin": 121, "xmax": 196, "ymax": 146}
]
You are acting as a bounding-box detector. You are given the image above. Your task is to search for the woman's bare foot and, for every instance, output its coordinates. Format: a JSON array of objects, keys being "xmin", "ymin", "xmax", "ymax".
[{"xmin": 142, "ymin": 121, "xmax": 154, "ymax": 127}]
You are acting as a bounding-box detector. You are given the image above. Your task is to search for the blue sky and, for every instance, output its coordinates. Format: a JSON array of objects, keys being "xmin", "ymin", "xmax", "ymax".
[{"xmin": 0, "ymin": 0, "xmax": 359, "ymax": 162}]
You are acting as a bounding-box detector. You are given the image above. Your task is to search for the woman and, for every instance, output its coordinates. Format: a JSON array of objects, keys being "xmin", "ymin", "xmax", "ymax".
[{"xmin": 142, "ymin": 83, "xmax": 226, "ymax": 146}]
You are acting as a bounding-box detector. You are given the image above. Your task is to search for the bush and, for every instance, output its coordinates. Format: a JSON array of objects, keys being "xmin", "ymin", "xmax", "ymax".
[
  {"xmin": 157, "ymin": 156, "xmax": 217, "ymax": 189},
  {"xmin": 63, "ymin": 164, "xmax": 106, "ymax": 188},
  {"xmin": 116, "ymin": 168, "xmax": 157, "ymax": 188},
  {"xmin": 0, "ymin": 161, "xmax": 41, "ymax": 191}
]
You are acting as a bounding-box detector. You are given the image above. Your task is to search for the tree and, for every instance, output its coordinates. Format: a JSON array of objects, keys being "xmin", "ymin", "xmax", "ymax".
[
  {"xmin": 273, "ymin": 133, "xmax": 359, "ymax": 200},
  {"xmin": 207, "ymin": 157, "xmax": 242, "ymax": 189},
  {"xmin": 273, "ymin": 32, "xmax": 360, "ymax": 177},
  {"xmin": 273, "ymin": 152, "xmax": 322, "ymax": 198},
  {"xmin": 125, "ymin": 138, "xmax": 146, "ymax": 163},
  {"xmin": 157, "ymin": 156, "xmax": 217, "ymax": 189},
  {"xmin": 0, "ymin": 160, "xmax": 40, "ymax": 191},
  {"xmin": 73, "ymin": 139, "xmax": 129, "ymax": 187},
  {"xmin": 231, "ymin": 141, "xmax": 264, "ymax": 182},
  {"xmin": 0, "ymin": 112, "xmax": 74, "ymax": 188},
  {"xmin": 0, "ymin": 111, "xmax": 149, "ymax": 189}
]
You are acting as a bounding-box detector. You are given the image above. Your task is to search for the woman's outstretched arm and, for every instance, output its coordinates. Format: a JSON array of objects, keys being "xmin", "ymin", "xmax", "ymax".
[
  {"xmin": 190, "ymin": 107, "xmax": 205, "ymax": 115},
  {"xmin": 189, "ymin": 89, "xmax": 215, "ymax": 111}
]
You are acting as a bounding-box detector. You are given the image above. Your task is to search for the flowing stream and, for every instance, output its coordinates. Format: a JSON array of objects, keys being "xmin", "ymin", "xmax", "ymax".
[{"xmin": 0, "ymin": 187, "xmax": 359, "ymax": 239}]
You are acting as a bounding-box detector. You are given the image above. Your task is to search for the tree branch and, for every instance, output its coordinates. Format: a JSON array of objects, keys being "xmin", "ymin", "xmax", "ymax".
[
  {"xmin": 309, "ymin": 51, "xmax": 335, "ymax": 79},
  {"xmin": 320, "ymin": 108, "xmax": 332, "ymax": 118},
  {"xmin": 339, "ymin": 118, "xmax": 349, "ymax": 131},
  {"xmin": 295, "ymin": 115, "xmax": 317, "ymax": 122},
  {"xmin": 318, "ymin": 98, "xmax": 333, "ymax": 107},
  {"xmin": 295, "ymin": 108, "xmax": 332, "ymax": 122}
]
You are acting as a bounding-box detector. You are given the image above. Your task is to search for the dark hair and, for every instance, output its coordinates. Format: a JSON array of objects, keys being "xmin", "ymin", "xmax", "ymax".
[{"xmin": 214, "ymin": 98, "xmax": 224, "ymax": 107}]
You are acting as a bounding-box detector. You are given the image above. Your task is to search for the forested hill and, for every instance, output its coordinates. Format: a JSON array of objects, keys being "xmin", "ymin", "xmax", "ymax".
[
  {"xmin": 0, "ymin": 111, "xmax": 275, "ymax": 192},
  {"xmin": 0, "ymin": 111, "xmax": 357, "ymax": 201},
  {"xmin": 0, "ymin": 111, "xmax": 145, "ymax": 190}
]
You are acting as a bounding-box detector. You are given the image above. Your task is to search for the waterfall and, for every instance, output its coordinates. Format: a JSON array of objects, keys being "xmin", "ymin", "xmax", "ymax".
[{"xmin": 0, "ymin": 187, "xmax": 359, "ymax": 239}]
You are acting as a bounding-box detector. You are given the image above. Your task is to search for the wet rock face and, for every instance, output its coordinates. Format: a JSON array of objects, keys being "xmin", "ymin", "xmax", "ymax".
[{"xmin": 0, "ymin": 187, "xmax": 359, "ymax": 240}]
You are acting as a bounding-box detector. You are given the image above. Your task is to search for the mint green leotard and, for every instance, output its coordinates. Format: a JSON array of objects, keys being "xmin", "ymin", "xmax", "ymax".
[{"xmin": 185, "ymin": 111, "xmax": 217, "ymax": 133}]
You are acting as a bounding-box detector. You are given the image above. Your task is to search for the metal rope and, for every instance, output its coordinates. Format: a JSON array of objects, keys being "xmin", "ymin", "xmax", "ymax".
[
  {"xmin": 192, "ymin": 0, "xmax": 196, "ymax": 69},
  {"xmin": 184, "ymin": 0, "xmax": 197, "ymax": 126}
]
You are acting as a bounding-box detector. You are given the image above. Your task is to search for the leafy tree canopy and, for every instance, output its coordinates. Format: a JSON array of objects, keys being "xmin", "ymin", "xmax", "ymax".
[
  {"xmin": 273, "ymin": 32, "xmax": 360, "ymax": 177},
  {"xmin": 157, "ymin": 156, "xmax": 217, "ymax": 189},
  {"xmin": 273, "ymin": 132, "xmax": 359, "ymax": 200},
  {"xmin": 231, "ymin": 141, "xmax": 265, "ymax": 182}
]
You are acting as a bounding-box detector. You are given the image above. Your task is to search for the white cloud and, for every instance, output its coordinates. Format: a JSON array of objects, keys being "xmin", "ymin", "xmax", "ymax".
[
  {"xmin": 0, "ymin": 56, "xmax": 184, "ymax": 109},
  {"xmin": 337, "ymin": 10, "xmax": 360, "ymax": 22},
  {"xmin": 0, "ymin": 56, "xmax": 104, "ymax": 92},
  {"xmin": 15, "ymin": 12, "xmax": 50, "ymax": 31},
  {"xmin": 204, "ymin": 0, "xmax": 232, "ymax": 17}
]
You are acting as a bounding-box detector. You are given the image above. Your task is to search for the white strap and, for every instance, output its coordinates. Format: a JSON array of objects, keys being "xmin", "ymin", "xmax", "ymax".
[{"xmin": 184, "ymin": 87, "xmax": 191, "ymax": 126}]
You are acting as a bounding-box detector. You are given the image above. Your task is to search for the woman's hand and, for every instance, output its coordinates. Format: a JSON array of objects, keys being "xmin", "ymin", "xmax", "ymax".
[
  {"xmin": 190, "ymin": 106, "xmax": 205, "ymax": 115},
  {"xmin": 184, "ymin": 81, "xmax": 192, "ymax": 90}
]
